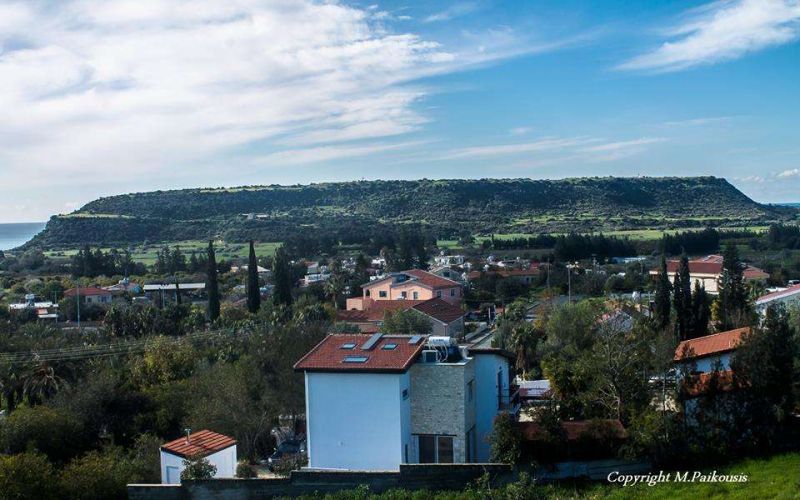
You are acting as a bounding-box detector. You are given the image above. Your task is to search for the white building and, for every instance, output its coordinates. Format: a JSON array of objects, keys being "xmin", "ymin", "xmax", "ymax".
[
  {"xmin": 294, "ymin": 333, "xmax": 518, "ymax": 471},
  {"xmin": 755, "ymin": 284, "xmax": 800, "ymax": 315},
  {"xmin": 160, "ymin": 430, "xmax": 237, "ymax": 484}
]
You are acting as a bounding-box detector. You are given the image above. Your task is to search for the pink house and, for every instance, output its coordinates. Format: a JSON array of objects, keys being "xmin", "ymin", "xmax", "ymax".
[{"xmin": 346, "ymin": 269, "xmax": 463, "ymax": 310}]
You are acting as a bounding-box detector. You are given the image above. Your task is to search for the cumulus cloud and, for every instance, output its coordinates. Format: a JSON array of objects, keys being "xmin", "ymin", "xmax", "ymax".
[
  {"xmin": 0, "ymin": 0, "xmax": 551, "ymax": 197},
  {"xmin": 618, "ymin": 0, "xmax": 800, "ymax": 72}
]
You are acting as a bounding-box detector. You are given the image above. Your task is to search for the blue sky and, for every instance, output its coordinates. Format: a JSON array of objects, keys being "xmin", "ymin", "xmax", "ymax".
[{"xmin": 1, "ymin": 0, "xmax": 799, "ymax": 222}]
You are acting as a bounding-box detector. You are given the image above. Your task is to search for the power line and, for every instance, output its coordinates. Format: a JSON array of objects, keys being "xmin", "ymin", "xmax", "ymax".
[{"xmin": 0, "ymin": 329, "xmax": 232, "ymax": 365}]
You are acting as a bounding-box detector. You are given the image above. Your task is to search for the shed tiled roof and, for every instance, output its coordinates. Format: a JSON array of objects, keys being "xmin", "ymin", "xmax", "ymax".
[
  {"xmin": 294, "ymin": 334, "xmax": 426, "ymax": 373},
  {"xmin": 674, "ymin": 327, "xmax": 750, "ymax": 361},
  {"xmin": 160, "ymin": 430, "xmax": 236, "ymax": 458}
]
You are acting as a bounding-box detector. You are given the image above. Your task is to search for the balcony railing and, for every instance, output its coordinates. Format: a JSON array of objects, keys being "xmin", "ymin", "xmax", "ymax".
[{"xmin": 498, "ymin": 384, "xmax": 521, "ymax": 414}]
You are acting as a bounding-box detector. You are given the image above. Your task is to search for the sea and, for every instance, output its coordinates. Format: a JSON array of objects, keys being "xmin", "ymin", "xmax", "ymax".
[{"xmin": 0, "ymin": 222, "xmax": 46, "ymax": 251}]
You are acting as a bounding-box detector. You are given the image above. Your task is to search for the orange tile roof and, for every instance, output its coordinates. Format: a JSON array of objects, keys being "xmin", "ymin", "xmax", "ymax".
[
  {"xmin": 520, "ymin": 420, "xmax": 627, "ymax": 442},
  {"xmin": 756, "ymin": 283, "xmax": 800, "ymax": 304},
  {"xmin": 336, "ymin": 298, "xmax": 463, "ymax": 324},
  {"xmin": 674, "ymin": 327, "xmax": 750, "ymax": 361},
  {"xmin": 682, "ymin": 370, "xmax": 745, "ymax": 398},
  {"xmin": 294, "ymin": 334, "xmax": 426, "ymax": 373},
  {"xmin": 161, "ymin": 430, "xmax": 236, "ymax": 458},
  {"xmin": 364, "ymin": 270, "xmax": 461, "ymax": 291},
  {"xmin": 64, "ymin": 287, "xmax": 112, "ymax": 297}
]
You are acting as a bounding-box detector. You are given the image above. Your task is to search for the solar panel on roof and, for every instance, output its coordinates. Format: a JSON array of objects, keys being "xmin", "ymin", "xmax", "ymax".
[
  {"xmin": 361, "ymin": 332, "xmax": 383, "ymax": 351},
  {"xmin": 409, "ymin": 335, "xmax": 422, "ymax": 344}
]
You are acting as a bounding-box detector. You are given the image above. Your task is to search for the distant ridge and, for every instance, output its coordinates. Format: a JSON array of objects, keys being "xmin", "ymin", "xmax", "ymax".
[{"xmin": 28, "ymin": 176, "xmax": 795, "ymax": 248}]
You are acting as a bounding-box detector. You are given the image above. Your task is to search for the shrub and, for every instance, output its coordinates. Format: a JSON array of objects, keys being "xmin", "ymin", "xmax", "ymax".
[
  {"xmin": 236, "ymin": 461, "xmax": 257, "ymax": 478},
  {"xmin": 181, "ymin": 454, "xmax": 217, "ymax": 480},
  {"xmin": 0, "ymin": 452, "xmax": 58, "ymax": 500}
]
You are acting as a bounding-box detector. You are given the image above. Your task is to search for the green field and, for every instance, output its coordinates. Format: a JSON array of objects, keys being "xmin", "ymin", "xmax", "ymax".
[{"xmin": 44, "ymin": 240, "xmax": 282, "ymax": 266}]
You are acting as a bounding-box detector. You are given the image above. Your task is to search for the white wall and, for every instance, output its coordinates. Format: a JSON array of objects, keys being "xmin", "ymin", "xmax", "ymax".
[
  {"xmin": 160, "ymin": 445, "xmax": 237, "ymax": 484},
  {"xmin": 683, "ymin": 353, "xmax": 732, "ymax": 374},
  {"xmin": 305, "ymin": 371, "xmax": 410, "ymax": 470},
  {"xmin": 471, "ymin": 354, "xmax": 510, "ymax": 462}
]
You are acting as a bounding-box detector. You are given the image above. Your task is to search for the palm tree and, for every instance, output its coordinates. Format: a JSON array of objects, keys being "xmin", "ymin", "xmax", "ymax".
[
  {"xmin": 23, "ymin": 361, "xmax": 67, "ymax": 405},
  {"xmin": 0, "ymin": 363, "xmax": 24, "ymax": 413}
]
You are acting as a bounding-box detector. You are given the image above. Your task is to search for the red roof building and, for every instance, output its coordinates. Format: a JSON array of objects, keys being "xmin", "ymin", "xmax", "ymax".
[
  {"xmin": 160, "ymin": 429, "xmax": 236, "ymax": 459},
  {"xmin": 294, "ymin": 334, "xmax": 427, "ymax": 373},
  {"xmin": 347, "ymin": 270, "xmax": 463, "ymax": 310},
  {"xmin": 63, "ymin": 287, "xmax": 113, "ymax": 305},
  {"xmin": 337, "ymin": 297, "xmax": 466, "ymax": 338},
  {"xmin": 674, "ymin": 327, "xmax": 750, "ymax": 362}
]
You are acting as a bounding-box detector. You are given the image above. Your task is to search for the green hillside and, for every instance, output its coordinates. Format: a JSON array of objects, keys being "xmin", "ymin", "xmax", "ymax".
[{"xmin": 28, "ymin": 176, "xmax": 795, "ymax": 249}]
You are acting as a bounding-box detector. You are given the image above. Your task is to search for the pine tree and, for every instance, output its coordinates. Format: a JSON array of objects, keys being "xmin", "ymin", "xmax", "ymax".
[
  {"xmin": 206, "ymin": 240, "xmax": 220, "ymax": 321},
  {"xmin": 674, "ymin": 254, "xmax": 692, "ymax": 340},
  {"xmin": 653, "ymin": 255, "xmax": 672, "ymax": 330},
  {"xmin": 272, "ymin": 246, "xmax": 293, "ymax": 306},
  {"xmin": 247, "ymin": 240, "xmax": 261, "ymax": 313},
  {"xmin": 174, "ymin": 275, "xmax": 182, "ymax": 305}
]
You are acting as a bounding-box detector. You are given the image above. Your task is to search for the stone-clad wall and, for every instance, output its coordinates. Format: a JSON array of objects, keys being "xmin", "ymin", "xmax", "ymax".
[{"xmin": 409, "ymin": 359, "xmax": 475, "ymax": 462}]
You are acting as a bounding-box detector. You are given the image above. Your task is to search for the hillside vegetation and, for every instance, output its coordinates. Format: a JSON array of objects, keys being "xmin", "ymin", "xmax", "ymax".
[{"xmin": 29, "ymin": 177, "xmax": 794, "ymax": 248}]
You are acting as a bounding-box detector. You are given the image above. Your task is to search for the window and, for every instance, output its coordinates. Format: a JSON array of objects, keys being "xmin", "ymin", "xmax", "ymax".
[
  {"xmin": 365, "ymin": 290, "xmax": 371, "ymax": 297},
  {"xmin": 467, "ymin": 379, "xmax": 474, "ymax": 402},
  {"xmin": 401, "ymin": 291, "xmax": 407, "ymax": 299},
  {"xmin": 402, "ymin": 388, "xmax": 409, "ymax": 400},
  {"xmin": 436, "ymin": 290, "xmax": 442, "ymax": 298},
  {"xmin": 437, "ymin": 436, "xmax": 454, "ymax": 463},
  {"xmin": 343, "ymin": 356, "xmax": 369, "ymax": 363},
  {"xmin": 340, "ymin": 343, "xmax": 356, "ymax": 349},
  {"xmin": 382, "ymin": 343, "xmax": 398, "ymax": 350},
  {"xmin": 379, "ymin": 291, "xmax": 388, "ymax": 298},
  {"xmin": 450, "ymin": 288, "xmax": 456, "ymax": 297},
  {"xmin": 416, "ymin": 435, "xmax": 455, "ymax": 463},
  {"xmin": 412, "ymin": 291, "xmax": 419, "ymax": 300}
]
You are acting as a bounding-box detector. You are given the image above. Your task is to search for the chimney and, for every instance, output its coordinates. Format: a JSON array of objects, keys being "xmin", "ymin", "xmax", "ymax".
[{"xmin": 185, "ymin": 428, "xmax": 191, "ymax": 444}]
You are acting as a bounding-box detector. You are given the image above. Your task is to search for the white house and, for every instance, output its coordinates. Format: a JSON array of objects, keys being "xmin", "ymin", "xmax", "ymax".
[
  {"xmin": 294, "ymin": 333, "xmax": 518, "ymax": 471},
  {"xmin": 160, "ymin": 430, "xmax": 237, "ymax": 484},
  {"xmin": 673, "ymin": 327, "xmax": 749, "ymax": 375}
]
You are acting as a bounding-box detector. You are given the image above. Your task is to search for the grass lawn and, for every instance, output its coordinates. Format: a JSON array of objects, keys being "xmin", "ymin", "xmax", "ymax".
[{"xmin": 564, "ymin": 452, "xmax": 800, "ymax": 499}]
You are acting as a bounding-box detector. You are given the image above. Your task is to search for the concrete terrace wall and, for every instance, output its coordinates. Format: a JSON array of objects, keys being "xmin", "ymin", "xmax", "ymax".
[{"xmin": 129, "ymin": 464, "xmax": 513, "ymax": 499}]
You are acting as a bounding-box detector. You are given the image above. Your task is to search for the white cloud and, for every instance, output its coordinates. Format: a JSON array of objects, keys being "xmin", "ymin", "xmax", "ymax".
[
  {"xmin": 0, "ymin": 0, "xmax": 557, "ymax": 202},
  {"xmin": 618, "ymin": 0, "xmax": 800, "ymax": 72},
  {"xmin": 509, "ymin": 126, "xmax": 533, "ymax": 136},
  {"xmin": 424, "ymin": 2, "xmax": 480, "ymax": 23},
  {"xmin": 439, "ymin": 136, "xmax": 665, "ymax": 163},
  {"xmin": 777, "ymin": 168, "xmax": 800, "ymax": 177},
  {"xmin": 662, "ymin": 116, "xmax": 734, "ymax": 127}
]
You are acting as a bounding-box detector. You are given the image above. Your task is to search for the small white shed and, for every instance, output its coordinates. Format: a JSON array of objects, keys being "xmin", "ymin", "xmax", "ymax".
[{"xmin": 160, "ymin": 429, "xmax": 237, "ymax": 484}]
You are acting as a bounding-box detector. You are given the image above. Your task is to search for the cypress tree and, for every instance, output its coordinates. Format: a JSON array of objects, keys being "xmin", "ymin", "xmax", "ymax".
[
  {"xmin": 674, "ymin": 254, "xmax": 692, "ymax": 340},
  {"xmin": 247, "ymin": 240, "xmax": 261, "ymax": 313},
  {"xmin": 719, "ymin": 245, "xmax": 749, "ymax": 329},
  {"xmin": 653, "ymin": 255, "xmax": 672, "ymax": 330},
  {"xmin": 690, "ymin": 281, "xmax": 710, "ymax": 339},
  {"xmin": 206, "ymin": 240, "xmax": 220, "ymax": 321},
  {"xmin": 272, "ymin": 246, "xmax": 293, "ymax": 306},
  {"xmin": 175, "ymin": 275, "xmax": 182, "ymax": 305}
]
